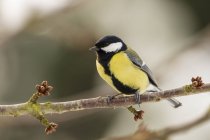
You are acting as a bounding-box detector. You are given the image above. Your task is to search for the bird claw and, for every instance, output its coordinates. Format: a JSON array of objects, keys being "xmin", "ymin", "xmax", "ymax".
[
  {"xmin": 107, "ymin": 95, "xmax": 115, "ymax": 104},
  {"xmin": 106, "ymin": 94, "xmax": 122, "ymax": 104}
]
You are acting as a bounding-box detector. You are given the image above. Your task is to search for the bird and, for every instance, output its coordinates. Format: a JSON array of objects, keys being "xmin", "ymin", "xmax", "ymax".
[{"xmin": 89, "ymin": 35, "xmax": 182, "ymax": 108}]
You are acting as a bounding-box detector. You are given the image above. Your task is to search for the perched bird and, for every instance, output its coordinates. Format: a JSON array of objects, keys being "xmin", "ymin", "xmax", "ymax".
[{"xmin": 90, "ymin": 35, "xmax": 181, "ymax": 108}]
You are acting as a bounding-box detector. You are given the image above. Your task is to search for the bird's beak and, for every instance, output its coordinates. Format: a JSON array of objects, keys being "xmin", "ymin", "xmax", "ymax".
[{"xmin": 89, "ymin": 46, "xmax": 99, "ymax": 52}]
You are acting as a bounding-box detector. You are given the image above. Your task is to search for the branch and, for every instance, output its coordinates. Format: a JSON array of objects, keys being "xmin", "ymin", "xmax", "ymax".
[
  {"xmin": 111, "ymin": 106, "xmax": 210, "ymax": 140},
  {"xmin": 0, "ymin": 77, "xmax": 209, "ymax": 134},
  {"xmin": 160, "ymin": 107, "xmax": 210, "ymax": 137}
]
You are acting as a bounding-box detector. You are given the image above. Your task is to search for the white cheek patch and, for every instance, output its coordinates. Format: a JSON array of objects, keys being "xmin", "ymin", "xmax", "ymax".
[{"xmin": 101, "ymin": 42, "xmax": 123, "ymax": 52}]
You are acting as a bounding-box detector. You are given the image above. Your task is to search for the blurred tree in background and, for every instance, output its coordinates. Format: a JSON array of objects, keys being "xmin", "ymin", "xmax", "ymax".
[{"xmin": 0, "ymin": 0, "xmax": 210, "ymax": 140}]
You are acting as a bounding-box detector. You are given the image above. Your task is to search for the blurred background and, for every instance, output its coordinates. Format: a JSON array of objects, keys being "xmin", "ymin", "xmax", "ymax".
[{"xmin": 0, "ymin": 0, "xmax": 210, "ymax": 140}]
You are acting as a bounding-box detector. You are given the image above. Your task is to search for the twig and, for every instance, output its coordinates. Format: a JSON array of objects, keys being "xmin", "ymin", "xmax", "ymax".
[
  {"xmin": 111, "ymin": 106, "xmax": 210, "ymax": 140},
  {"xmin": 159, "ymin": 107, "xmax": 210, "ymax": 138},
  {"xmin": 0, "ymin": 77, "xmax": 209, "ymax": 134}
]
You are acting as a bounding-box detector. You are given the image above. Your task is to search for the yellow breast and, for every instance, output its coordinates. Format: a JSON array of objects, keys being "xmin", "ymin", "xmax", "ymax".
[
  {"xmin": 109, "ymin": 52, "xmax": 149, "ymax": 92},
  {"xmin": 96, "ymin": 60, "xmax": 120, "ymax": 92}
]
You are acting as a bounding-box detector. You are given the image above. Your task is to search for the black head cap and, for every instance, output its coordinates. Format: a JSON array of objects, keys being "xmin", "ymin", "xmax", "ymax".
[{"xmin": 95, "ymin": 35, "xmax": 125, "ymax": 48}]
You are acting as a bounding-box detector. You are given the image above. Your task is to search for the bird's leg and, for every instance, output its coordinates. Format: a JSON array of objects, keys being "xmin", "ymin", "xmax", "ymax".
[
  {"xmin": 134, "ymin": 92, "xmax": 141, "ymax": 105},
  {"xmin": 127, "ymin": 106, "xmax": 144, "ymax": 121}
]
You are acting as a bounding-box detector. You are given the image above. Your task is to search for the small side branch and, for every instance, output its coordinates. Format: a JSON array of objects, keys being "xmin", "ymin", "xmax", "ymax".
[
  {"xmin": 0, "ymin": 81, "xmax": 57, "ymax": 134},
  {"xmin": 111, "ymin": 106, "xmax": 210, "ymax": 140},
  {"xmin": 160, "ymin": 107, "xmax": 210, "ymax": 137}
]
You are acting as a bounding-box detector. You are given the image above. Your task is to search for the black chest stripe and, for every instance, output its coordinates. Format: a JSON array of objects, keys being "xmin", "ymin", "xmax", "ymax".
[
  {"xmin": 111, "ymin": 75, "xmax": 138, "ymax": 94},
  {"xmin": 99, "ymin": 59, "xmax": 111, "ymax": 76},
  {"xmin": 98, "ymin": 52, "xmax": 113, "ymax": 76}
]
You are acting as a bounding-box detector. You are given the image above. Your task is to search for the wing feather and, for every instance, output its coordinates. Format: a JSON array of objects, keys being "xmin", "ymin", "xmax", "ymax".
[
  {"xmin": 125, "ymin": 48, "xmax": 158, "ymax": 87},
  {"xmin": 125, "ymin": 48, "xmax": 182, "ymax": 108}
]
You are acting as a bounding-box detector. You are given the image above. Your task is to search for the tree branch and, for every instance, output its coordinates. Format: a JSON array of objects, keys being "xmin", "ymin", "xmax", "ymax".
[
  {"xmin": 0, "ymin": 77, "xmax": 209, "ymax": 134},
  {"xmin": 111, "ymin": 106, "xmax": 210, "ymax": 140},
  {"xmin": 160, "ymin": 106, "xmax": 210, "ymax": 137}
]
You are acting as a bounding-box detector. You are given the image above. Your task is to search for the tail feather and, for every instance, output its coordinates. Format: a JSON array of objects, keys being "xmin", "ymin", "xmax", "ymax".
[
  {"xmin": 147, "ymin": 84, "xmax": 182, "ymax": 108},
  {"xmin": 167, "ymin": 98, "xmax": 182, "ymax": 108}
]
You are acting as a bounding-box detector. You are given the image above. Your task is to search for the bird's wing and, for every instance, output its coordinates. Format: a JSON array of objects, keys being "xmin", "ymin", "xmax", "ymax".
[
  {"xmin": 125, "ymin": 48, "xmax": 182, "ymax": 107},
  {"xmin": 125, "ymin": 48, "xmax": 158, "ymax": 87}
]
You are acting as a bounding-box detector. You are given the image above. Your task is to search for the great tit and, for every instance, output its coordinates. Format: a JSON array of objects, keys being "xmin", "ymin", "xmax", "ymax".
[{"xmin": 90, "ymin": 35, "xmax": 181, "ymax": 108}]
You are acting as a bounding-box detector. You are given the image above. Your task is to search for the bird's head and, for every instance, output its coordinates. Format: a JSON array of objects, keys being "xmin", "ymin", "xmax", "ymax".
[{"xmin": 89, "ymin": 35, "xmax": 127, "ymax": 54}]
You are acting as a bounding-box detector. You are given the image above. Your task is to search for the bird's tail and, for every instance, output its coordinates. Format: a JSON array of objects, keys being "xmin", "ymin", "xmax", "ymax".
[
  {"xmin": 166, "ymin": 98, "xmax": 182, "ymax": 108},
  {"xmin": 147, "ymin": 85, "xmax": 182, "ymax": 108}
]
